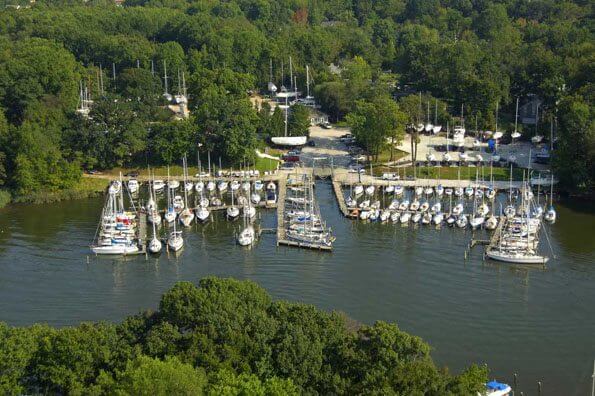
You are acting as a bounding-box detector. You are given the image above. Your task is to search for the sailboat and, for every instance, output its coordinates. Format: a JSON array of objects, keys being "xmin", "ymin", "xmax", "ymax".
[
  {"xmin": 227, "ymin": 187, "xmax": 240, "ymax": 220},
  {"xmin": 164, "ymin": 168, "xmax": 176, "ymax": 223},
  {"xmin": 167, "ymin": 219, "xmax": 183, "ymax": 252},
  {"xmin": 148, "ymin": 192, "xmax": 162, "ymax": 254},
  {"xmin": 127, "ymin": 179, "xmax": 139, "ymax": 194},
  {"xmin": 544, "ymin": 175, "xmax": 556, "ymax": 223},
  {"xmin": 147, "ymin": 177, "xmax": 162, "ymax": 225},
  {"xmin": 511, "ymin": 98, "xmax": 522, "ymax": 140}
]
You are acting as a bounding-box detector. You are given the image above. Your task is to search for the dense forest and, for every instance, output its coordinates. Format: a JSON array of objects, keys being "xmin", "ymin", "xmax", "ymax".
[
  {"xmin": 0, "ymin": 0, "xmax": 592, "ymax": 197},
  {"xmin": 0, "ymin": 277, "xmax": 488, "ymax": 394}
]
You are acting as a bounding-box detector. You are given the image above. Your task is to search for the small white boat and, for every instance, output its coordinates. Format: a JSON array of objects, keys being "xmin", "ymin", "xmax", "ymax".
[
  {"xmin": 365, "ymin": 185, "xmax": 375, "ymax": 196},
  {"xmin": 399, "ymin": 200, "xmax": 410, "ymax": 211},
  {"xmin": 390, "ymin": 212, "xmax": 400, "ymax": 223},
  {"xmin": 532, "ymin": 206, "xmax": 544, "ymax": 218},
  {"xmin": 254, "ymin": 180, "xmax": 264, "ymax": 191},
  {"xmin": 267, "ymin": 182, "xmax": 276, "ymax": 191},
  {"xmin": 400, "ymin": 212, "xmax": 411, "ymax": 223},
  {"xmin": 411, "ymin": 212, "xmax": 422, "ymax": 223},
  {"xmin": 251, "ymin": 193, "xmax": 261, "ymax": 204},
  {"xmin": 504, "ymin": 205, "xmax": 516, "ymax": 217},
  {"xmin": 446, "ymin": 215, "xmax": 456, "ymax": 226},
  {"xmin": 359, "ymin": 209, "xmax": 371, "ymax": 220},
  {"xmin": 227, "ymin": 206, "xmax": 240, "ymax": 220},
  {"xmin": 424, "ymin": 187, "xmax": 433, "ymax": 196},
  {"xmin": 346, "ymin": 196, "xmax": 356, "ymax": 207},
  {"xmin": 452, "ymin": 203, "xmax": 464, "ymax": 216},
  {"xmin": 151, "ymin": 180, "xmax": 164, "ymax": 192},
  {"xmin": 432, "ymin": 125, "xmax": 442, "ymax": 134},
  {"xmin": 470, "ymin": 216, "xmax": 485, "ymax": 229},
  {"xmin": 195, "ymin": 181, "xmax": 204, "ymax": 193},
  {"xmin": 409, "ymin": 200, "xmax": 420, "ymax": 211},
  {"xmin": 425, "ymin": 123, "xmax": 434, "ymax": 133},
  {"xmin": 230, "ymin": 180, "xmax": 241, "ymax": 191},
  {"xmin": 184, "ymin": 181, "xmax": 194, "ymax": 193},
  {"xmin": 369, "ymin": 209, "xmax": 379, "ymax": 221},
  {"xmin": 544, "ymin": 207, "xmax": 556, "ymax": 223},
  {"xmin": 486, "ymin": 188, "xmax": 496, "ymax": 200},
  {"xmin": 242, "ymin": 181, "xmax": 251, "ymax": 192},
  {"xmin": 493, "ymin": 131, "xmax": 503, "ymax": 140},
  {"xmin": 432, "ymin": 212, "xmax": 444, "ymax": 225},
  {"xmin": 485, "ymin": 216, "xmax": 498, "ymax": 230},
  {"xmin": 445, "ymin": 188, "xmax": 453, "ymax": 196},
  {"xmin": 484, "ymin": 380, "xmax": 512, "ymax": 396},
  {"xmin": 430, "ymin": 202, "xmax": 441, "ymax": 214},
  {"xmin": 92, "ymin": 242, "xmax": 139, "ymax": 255},
  {"xmin": 167, "ymin": 230, "xmax": 183, "ymax": 252},
  {"xmin": 385, "ymin": 185, "xmax": 395, "ymax": 194},
  {"xmin": 435, "ymin": 185, "xmax": 444, "ymax": 197},
  {"xmin": 168, "ymin": 180, "xmax": 180, "ymax": 190},
  {"xmin": 511, "ymin": 131, "xmax": 521, "ymax": 139},
  {"xmin": 475, "ymin": 188, "xmax": 484, "ymax": 198},
  {"xmin": 195, "ymin": 206, "xmax": 210, "ymax": 222},
  {"xmin": 127, "ymin": 179, "xmax": 139, "ymax": 194},
  {"xmin": 243, "ymin": 205, "xmax": 256, "ymax": 219},
  {"xmin": 108, "ymin": 180, "xmax": 121, "ymax": 195},
  {"xmin": 237, "ymin": 225, "xmax": 256, "ymax": 246},
  {"xmin": 380, "ymin": 209, "xmax": 391, "ymax": 222},
  {"xmin": 464, "ymin": 186, "xmax": 474, "ymax": 198},
  {"xmin": 388, "ymin": 199, "xmax": 399, "ymax": 210},
  {"xmin": 415, "ymin": 186, "xmax": 423, "ymax": 196},
  {"xmin": 210, "ymin": 197, "xmax": 222, "ymax": 206},
  {"xmin": 179, "ymin": 208, "xmax": 194, "ymax": 227},
  {"xmin": 426, "ymin": 152, "xmax": 436, "ymax": 162},
  {"xmin": 359, "ymin": 199, "xmax": 371, "ymax": 209},
  {"xmin": 206, "ymin": 181, "xmax": 216, "ymax": 192},
  {"xmin": 370, "ymin": 200, "xmax": 381, "ymax": 210},
  {"xmin": 218, "ymin": 181, "xmax": 228, "ymax": 192},
  {"xmin": 531, "ymin": 135, "xmax": 544, "ymax": 144},
  {"xmin": 353, "ymin": 185, "xmax": 364, "ymax": 196},
  {"xmin": 443, "ymin": 152, "xmax": 452, "ymax": 162},
  {"xmin": 419, "ymin": 201, "xmax": 430, "ymax": 212},
  {"xmin": 394, "ymin": 185, "xmax": 404, "ymax": 196},
  {"xmin": 199, "ymin": 197, "xmax": 209, "ymax": 207},
  {"xmin": 164, "ymin": 209, "xmax": 176, "ymax": 223},
  {"xmin": 422, "ymin": 213, "xmax": 432, "ymax": 224},
  {"xmin": 456, "ymin": 215, "xmax": 468, "ymax": 228},
  {"xmin": 477, "ymin": 203, "xmax": 490, "ymax": 217},
  {"xmin": 173, "ymin": 195, "xmax": 184, "ymax": 213},
  {"xmin": 454, "ymin": 187, "xmax": 464, "ymax": 197}
]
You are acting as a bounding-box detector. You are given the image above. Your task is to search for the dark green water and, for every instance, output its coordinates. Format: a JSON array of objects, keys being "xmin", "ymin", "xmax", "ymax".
[{"xmin": 0, "ymin": 182, "xmax": 593, "ymax": 394}]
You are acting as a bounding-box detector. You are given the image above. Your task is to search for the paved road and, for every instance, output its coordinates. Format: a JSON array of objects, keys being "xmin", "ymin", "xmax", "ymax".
[{"xmin": 299, "ymin": 125, "xmax": 352, "ymax": 168}]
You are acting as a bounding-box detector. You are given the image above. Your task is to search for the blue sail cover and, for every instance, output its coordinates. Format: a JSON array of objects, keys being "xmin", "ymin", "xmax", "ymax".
[{"xmin": 486, "ymin": 380, "xmax": 509, "ymax": 390}]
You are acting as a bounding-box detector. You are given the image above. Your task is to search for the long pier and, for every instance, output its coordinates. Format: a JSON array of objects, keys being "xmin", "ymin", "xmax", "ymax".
[{"xmin": 276, "ymin": 177, "xmax": 287, "ymax": 243}]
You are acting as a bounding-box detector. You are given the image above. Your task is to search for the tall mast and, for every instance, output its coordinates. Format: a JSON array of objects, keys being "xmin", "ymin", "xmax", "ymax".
[
  {"xmin": 306, "ymin": 65, "xmax": 310, "ymax": 98},
  {"xmin": 514, "ymin": 97, "xmax": 519, "ymax": 134},
  {"xmin": 269, "ymin": 58, "xmax": 273, "ymax": 83},
  {"xmin": 434, "ymin": 99, "xmax": 438, "ymax": 125},
  {"xmin": 163, "ymin": 60, "xmax": 168, "ymax": 95},
  {"xmin": 289, "ymin": 56, "xmax": 293, "ymax": 92},
  {"xmin": 281, "ymin": 61, "xmax": 284, "ymax": 89},
  {"xmin": 495, "ymin": 101, "xmax": 499, "ymax": 132}
]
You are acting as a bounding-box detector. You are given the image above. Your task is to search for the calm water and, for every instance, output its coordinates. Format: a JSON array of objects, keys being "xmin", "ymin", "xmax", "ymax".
[{"xmin": 0, "ymin": 182, "xmax": 593, "ymax": 394}]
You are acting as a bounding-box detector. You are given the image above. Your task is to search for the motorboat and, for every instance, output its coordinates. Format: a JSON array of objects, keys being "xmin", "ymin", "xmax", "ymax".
[
  {"xmin": 359, "ymin": 199, "xmax": 371, "ymax": 209},
  {"xmin": 254, "ymin": 180, "xmax": 264, "ymax": 191},
  {"xmin": 411, "ymin": 212, "xmax": 421, "ymax": 223},
  {"xmin": 148, "ymin": 236, "xmax": 162, "ymax": 254},
  {"xmin": 199, "ymin": 197, "xmax": 209, "ymax": 207},
  {"xmin": 446, "ymin": 214, "xmax": 456, "ymax": 226},
  {"xmin": 531, "ymin": 135, "xmax": 544, "ymax": 144},
  {"xmin": 454, "ymin": 187, "xmax": 464, "ymax": 197},
  {"xmin": 394, "ymin": 185, "xmax": 404, "ymax": 196},
  {"xmin": 267, "ymin": 181, "xmax": 276, "ymax": 191},
  {"xmin": 424, "ymin": 123, "xmax": 434, "ymax": 133},
  {"xmin": 388, "ymin": 199, "xmax": 399, "ymax": 210},
  {"xmin": 444, "ymin": 188, "xmax": 453, "ymax": 196},
  {"xmin": 484, "ymin": 380, "xmax": 512, "ymax": 396},
  {"xmin": 127, "ymin": 179, "xmax": 139, "ymax": 194},
  {"xmin": 385, "ymin": 185, "xmax": 395, "ymax": 194},
  {"xmin": 359, "ymin": 209, "xmax": 371, "ymax": 220},
  {"xmin": 432, "ymin": 212, "xmax": 444, "ymax": 225},
  {"xmin": 424, "ymin": 186, "xmax": 433, "ymax": 196},
  {"xmin": 390, "ymin": 212, "xmax": 400, "ymax": 223},
  {"xmin": 108, "ymin": 180, "xmax": 121, "ymax": 195},
  {"xmin": 210, "ymin": 197, "xmax": 222, "ymax": 206},
  {"xmin": 415, "ymin": 186, "xmax": 423, "ymax": 196},
  {"xmin": 464, "ymin": 186, "xmax": 474, "ymax": 198},
  {"xmin": 230, "ymin": 180, "xmax": 241, "ymax": 191},
  {"xmin": 443, "ymin": 152, "xmax": 452, "ymax": 163},
  {"xmin": 426, "ymin": 152, "xmax": 436, "ymax": 162},
  {"xmin": 153, "ymin": 180, "xmax": 165, "ymax": 192},
  {"xmin": 266, "ymin": 190, "xmax": 277, "ymax": 205},
  {"xmin": 544, "ymin": 206, "xmax": 556, "ymax": 223},
  {"xmin": 206, "ymin": 181, "xmax": 216, "ymax": 192},
  {"xmin": 435, "ymin": 185, "xmax": 444, "ymax": 197},
  {"xmin": 370, "ymin": 200, "xmax": 381, "ymax": 210},
  {"xmin": 168, "ymin": 180, "xmax": 180, "ymax": 190},
  {"xmin": 380, "ymin": 209, "xmax": 391, "ymax": 222},
  {"xmin": 365, "ymin": 185, "xmax": 375, "ymax": 196},
  {"xmin": 432, "ymin": 125, "xmax": 442, "ymax": 134},
  {"xmin": 419, "ymin": 201, "xmax": 430, "ymax": 212},
  {"xmin": 422, "ymin": 213, "xmax": 432, "ymax": 224},
  {"xmin": 218, "ymin": 180, "xmax": 228, "ymax": 192},
  {"xmin": 353, "ymin": 185, "xmax": 364, "ymax": 196},
  {"xmin": 194, "ymin": 181, "xmax": 204, "ymax": 193},
  {"xmin": 511, "ymin": 131, "xmax": 521, "ymax": 139},
  {"xmin": 345, "ymin": 196, "xmax": 356, "ymax": 207},
  {"xmin": 173, "ymin": 195, "xmax": 184, "ymax": 213},
  {"xmin": 369, "ymin": 209, "xmax": 379, "ymax": 221},
  {"xmin": 251, "ymin": 192, "xmax": 261, "ymax": 204}
]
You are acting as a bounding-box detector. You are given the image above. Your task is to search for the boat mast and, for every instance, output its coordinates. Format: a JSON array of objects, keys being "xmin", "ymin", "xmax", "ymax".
[
  {"xmin": 306, "ymin": 65, "xmax": 310, "ymax": 98},
  {"xmin": 163, "ymin": 60, "xmax": 169, "ymax": 96},
  {"xmin": 289, "ymin": 56, "xmax": 293, "ymax": 92}
]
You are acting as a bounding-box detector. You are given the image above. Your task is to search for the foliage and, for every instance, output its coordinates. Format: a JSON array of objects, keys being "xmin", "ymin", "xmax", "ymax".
[{"xmin": 0, "ymin": 277, "xmax": 488, "ymax": 394}]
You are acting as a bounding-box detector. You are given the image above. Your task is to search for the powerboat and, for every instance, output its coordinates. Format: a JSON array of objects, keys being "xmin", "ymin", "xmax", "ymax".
[
  {"xmin": 237, "ymin": 225, "xmax": 256, "ymax": 246},
  {"xmin": 432, "ymin": 212, "xmax": 444, "ymax": 225},
  {"xmin": 226, "ymin": 206, "xmax": 240, "ymax": 220},
  {"xmin": 394, "ymin": 185, "xmax": 404, "ymax": 196},
  {"xmin": 167, "ymin": 230, "xmax": 183, "ymax": 252},
  {"xmin": 454, "ymin": 187, "xmax": 464, "ymax": 197},
  {"xmin": 168, "ymin": 180, "xmax": 180, "ymax": 190},
  {"xmin": 195, "ymin": 206, "xmax": 210, "ymax": 222},
  {"xmin": 452, "ymin": 203, "xmax": 464, "ymax": 216},
  {"xmin": 400, "ymin": 212, "xmax": 411, "ymax": 223},
  {"xmin": 411, "ymin": 212, "xmax": 421, "ymax": 224},
  {"xmin": 390, "ymin": 212, "xmax": 400, "ymax": 223},
  {"xmin": 485, "ymin": 215, "xmax": 498, "ymax": 230},
  {"xmin": 365, "ymin": 185, "xmax": 375, "ymax": 196},
  {"xmin": 456, "ymin": 215, "xmax": 468, "ymax": 228},
  {"xmin": 127, "ymin": 179, "xmax": 139, "ymax": 194},
  {"xmin": 353, "ymin": 185, "xmax": 364, "ymax": 196},
  {"xmin": 153, "ymin": 180, "xmax": 165, "ymax": 192},
  {"xmin": 218, "ymin": 180, "xmax": 228, "ymax": 192}
]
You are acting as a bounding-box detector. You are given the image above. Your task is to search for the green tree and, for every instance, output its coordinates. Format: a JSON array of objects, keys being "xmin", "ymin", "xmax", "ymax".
[{"xmin": 288, "ymin": 104, "xmax": 310, "ymax": 137}]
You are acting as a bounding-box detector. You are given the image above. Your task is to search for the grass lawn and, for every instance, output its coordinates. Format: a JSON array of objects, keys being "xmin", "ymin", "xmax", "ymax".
[
  {"xmin": 374, "ymin": 147, "xmax": 409, "ymax": 164},
  {"xmin": 372, "ymin": 165, "xmax": 524, "ymax": 181}
]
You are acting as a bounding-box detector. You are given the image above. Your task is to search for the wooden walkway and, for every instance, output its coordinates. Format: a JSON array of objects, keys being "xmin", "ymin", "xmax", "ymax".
[
  {"xmin": 136, "ymin": 211, "xmax": 147, "ymax": 254},
  {"xmin": 276, "ymin": 177, "xmax": 287, "ymax": 242}
]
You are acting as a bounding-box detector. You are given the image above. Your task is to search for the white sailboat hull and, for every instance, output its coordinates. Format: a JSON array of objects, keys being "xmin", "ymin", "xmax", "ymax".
[{"xmin": 271, "ymin": 136, "xmax": 308, "ymax": 146}]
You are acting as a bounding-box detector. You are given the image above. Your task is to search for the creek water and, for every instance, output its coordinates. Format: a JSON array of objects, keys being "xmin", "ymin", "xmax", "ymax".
[{"xmin": 0, "ymin": 181, "xmax": 593, "ymax": 394}]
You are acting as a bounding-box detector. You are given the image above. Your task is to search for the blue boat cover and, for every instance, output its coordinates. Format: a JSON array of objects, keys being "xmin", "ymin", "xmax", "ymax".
[{"xmin": 487, "ymin": 380, "xmax": 509, "ymax": 390}]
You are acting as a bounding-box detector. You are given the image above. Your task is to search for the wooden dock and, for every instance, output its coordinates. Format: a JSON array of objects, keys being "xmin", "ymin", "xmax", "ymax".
[
  {"xmin": 332, "ymin": 178, "xmax": 359, "ymax": 219},
  {"xmin": 276, "ymin": 177, "xmax": 287, "ymax": 242},
  {"xmin": 136, "ymin": 210, "xmax": 147, "ymax": 254}
]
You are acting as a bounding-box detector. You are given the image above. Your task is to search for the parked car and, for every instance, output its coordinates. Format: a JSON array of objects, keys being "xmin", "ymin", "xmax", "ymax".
[
  {"xmin": 124, "ymin": 171, "xmax": 139, "ymax": 177},
  {"xmin": 281, "ymin": 162, "xmax": 297, "ymax": 170},
  {"xmin": 321, "ymin": 122, "xmax": 332, "ymax": 129},
  {"xmin": 86, "ymin": 169, "xmax": 102, "ymax": 175},
  {"xmin": 307, "ymin": 140, "xmax": 316, "ymax": 147}
]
